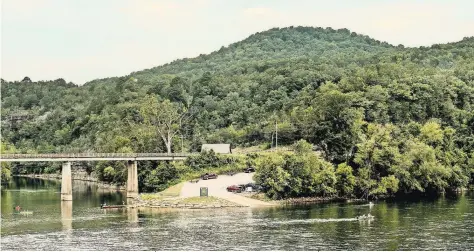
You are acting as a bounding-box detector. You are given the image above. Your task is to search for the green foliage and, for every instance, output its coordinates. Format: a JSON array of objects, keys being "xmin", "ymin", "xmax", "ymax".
[
  {"xmin": 184, "ymin": 150, "xmax": 242, "ymax": 170},
  {"xmin": 139, "ymin": 95, "xmax": 188, "ymax": 154},
  {"xmin": 141, "ymin": 162, "xmax": 180, "ymax": 192},
  {"xmin": 253, "ymin": 153, "xmax": 287, "ymax": 199},
  {"xmin": 353, "ymin": 121, "xmax": 470, "ymax": 198},
  {"xmin": 1, "ymin": 141, "xmax": 16, "ymax": 183},
  {"xmin": 94, "ymin": 161, "xmax": 126, "ymax": 184},
  {"xmin": 335, "ymin": 163, "xmax": 356, "ymax": 197},
  {"xmin": 420, "ymin": 121, "xmax": 443, "ymax": 146},
  {"xmin": 369, "ymin": 175, "xmax": 399, "ymax": 198},
  {"xmin": 43, "ymin": 163, "xmax": 61, "ymax": 174},
  {"xmin": 1, "ymin": 26, "xmax": 473, "ymax": 196},
  {"xmin": 103, "ymin": 166, "xmax": 116, "ymax": 181},
  {"xmin": 254, "ymin": 152, "xmax": 336, "ymax": 199},
  {"xmin": 293, "ymin": 139, "xmax": 313, "ymax": 154}
]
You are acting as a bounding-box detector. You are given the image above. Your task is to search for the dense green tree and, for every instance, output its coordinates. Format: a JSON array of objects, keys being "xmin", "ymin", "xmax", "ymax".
[
  {"xmin": 255, "ymin": 152, "xmax": 336, "ymax": 199},
  {"xmin": 335, "ymin": 163, "xmax": 356, "ymax": 197}
]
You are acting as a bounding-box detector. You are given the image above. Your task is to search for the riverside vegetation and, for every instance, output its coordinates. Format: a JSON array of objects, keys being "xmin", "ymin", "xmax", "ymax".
[{"xmin": 1, "ymin": 26, "xmax": 473, "ymax": 200}]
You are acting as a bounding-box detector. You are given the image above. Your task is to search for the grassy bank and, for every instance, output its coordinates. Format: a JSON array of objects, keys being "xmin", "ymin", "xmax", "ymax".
[{"xmin": 141, "ymin": 182, "xmax": 185, "ymax": 200}]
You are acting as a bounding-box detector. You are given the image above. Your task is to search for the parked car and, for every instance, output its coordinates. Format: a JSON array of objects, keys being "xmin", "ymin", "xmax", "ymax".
[
  {"xmin": 243, "ymin": 183, "xmax": 263, "ymax": 192},
  {"xmin": 227, "ymin": 184, "xmax": 244, "ymax": 193},
  {"xmin": 201, "ymin": 173, "xmax": 218, "ymax": 180},
  {"xmin": 244, "ymin": 167, "xmax": 255, "ymax": 173}
]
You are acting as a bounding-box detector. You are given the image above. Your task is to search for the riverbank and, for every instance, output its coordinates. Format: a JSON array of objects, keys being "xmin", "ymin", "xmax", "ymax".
[
  {"xmin": 131, "ymin": 196, "xmax": 247, "ymax": 209},
  {"xmin": 130, "ymin": 192, "xmax": 364, "ymax": 210},
  {"xmin": 246, "ymin": 193, "xmax": 368, "ymax": 205},
  {"xmin": 14, "ymin": 173, "xmax": 125, "ymax": 191}
]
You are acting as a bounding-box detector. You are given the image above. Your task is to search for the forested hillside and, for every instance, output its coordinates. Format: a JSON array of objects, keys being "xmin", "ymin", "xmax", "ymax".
[{"xmin": 2, "ymin": 26, "xmax": 473, "ymax": 196}]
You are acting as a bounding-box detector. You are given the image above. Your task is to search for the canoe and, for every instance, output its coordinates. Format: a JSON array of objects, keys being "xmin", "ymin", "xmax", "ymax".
[
  {"xmin": 101, "ymin": 205, "xmax": 126, "ymax": 209},
  {"xmin": 14, "ymin": 211, "xmax": 33, "ymax": 215}
]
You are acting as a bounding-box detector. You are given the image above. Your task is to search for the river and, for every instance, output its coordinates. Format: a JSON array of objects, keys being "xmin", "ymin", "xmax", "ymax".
[{"xmin": 1, "ymin": 177, "xmax": 474, "ymax": 250}]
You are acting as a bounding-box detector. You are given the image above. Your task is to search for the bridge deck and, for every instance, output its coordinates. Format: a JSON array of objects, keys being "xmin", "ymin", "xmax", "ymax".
[{"xmin": 0, "ymin": 153, "xmax": 196, "ymax": 162}]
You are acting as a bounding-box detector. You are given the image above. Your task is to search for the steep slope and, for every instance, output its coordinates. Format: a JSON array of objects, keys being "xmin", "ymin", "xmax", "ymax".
[
  {"xmin": 1, "ymin": 26, "xmax": 473, "ymax": 160},
  {"xmin": 128, "ymin": 26, "xmax": 394, "ymax": 79}
]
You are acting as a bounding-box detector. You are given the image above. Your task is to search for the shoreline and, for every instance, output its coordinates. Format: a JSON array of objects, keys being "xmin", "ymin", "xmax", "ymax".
[
  {"xmin": 245, "ymin": 193, "xmax": 367, "ymax": 206},
  {"xmin": 128, "ymin": 192, "xmax": 352, "ymax": 210},
  {"xmin": 130, "ymin": 189, "xmax": 474, "ymax": 210},
  {"xmin": 13, "ymin": 174, "xmax": 126, "ymax": 191},
  {"xmin": 128, "ymin": 195, "xmax": 251, "ymax": 210},
  {"xmin": 127, "ymin": 194, "xmax": 360, "ymax": 210}
]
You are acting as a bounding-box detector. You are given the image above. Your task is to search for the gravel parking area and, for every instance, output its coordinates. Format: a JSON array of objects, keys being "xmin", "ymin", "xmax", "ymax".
[{"xmin": 180, "ymin": 173, "xmax": 274, "ymax": 207}]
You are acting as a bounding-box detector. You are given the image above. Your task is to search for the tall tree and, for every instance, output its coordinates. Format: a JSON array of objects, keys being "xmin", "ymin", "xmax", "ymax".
[{"xmin": 139, "ymin": 95, "xmax": 190, "ymax": 154}]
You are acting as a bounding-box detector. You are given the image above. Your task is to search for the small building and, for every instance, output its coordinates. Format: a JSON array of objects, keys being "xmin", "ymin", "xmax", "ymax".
[{"xmin": 201, "ymin": 144, "xmax": 231, "ymax": 154}]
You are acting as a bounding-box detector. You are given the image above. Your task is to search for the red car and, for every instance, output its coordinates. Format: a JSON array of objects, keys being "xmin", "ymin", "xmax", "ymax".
[
  {"xmin": 227, "ymin": 185, "xmax": 244, "ymax": 193},
  {"xmin": 201, "ymin": 173, "xmax": 218, "ymax": 180}
]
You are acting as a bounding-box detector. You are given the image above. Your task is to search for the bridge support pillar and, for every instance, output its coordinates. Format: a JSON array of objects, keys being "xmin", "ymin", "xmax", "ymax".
[
  {"xmin": 127, "ymin": 161, "xmax": 138, "ymax": 198},
  {"xmin": 61, "ymin": 162, "xmax": 73, "ymax": 201}
]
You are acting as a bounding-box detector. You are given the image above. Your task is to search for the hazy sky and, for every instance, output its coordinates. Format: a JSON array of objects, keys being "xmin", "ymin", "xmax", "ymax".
[{"xmin": 1, "ymin": 0, "xmax": 473, "ymax": 84}]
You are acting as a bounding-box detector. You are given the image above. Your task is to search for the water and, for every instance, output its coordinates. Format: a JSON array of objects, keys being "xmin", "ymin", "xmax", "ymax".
[{"xmin": 1, "ymin": 177, "xmax": 474, "ymax": 250}]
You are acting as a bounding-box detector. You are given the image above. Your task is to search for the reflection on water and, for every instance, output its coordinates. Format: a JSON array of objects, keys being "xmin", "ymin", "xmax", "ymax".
[
  {"xmin": 1, "ymin": 176, "xmax": 125, "ymax": 236},
  {"xmin": 61, "ymin": 201, "xmax": 73, "ymax": 231},
  {"xmin": 127, "ymin": 207, "xmax": 138, "ymax": 223},
  {"xmin": 1, "ymin": 177, "xmax": 474, "ymax": 250}
]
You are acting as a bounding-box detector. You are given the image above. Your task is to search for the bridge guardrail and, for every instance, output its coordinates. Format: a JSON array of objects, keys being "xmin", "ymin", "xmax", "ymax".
[{"xmin": 0, "ymin": 153, "xmax": 196, "ymax": 159}]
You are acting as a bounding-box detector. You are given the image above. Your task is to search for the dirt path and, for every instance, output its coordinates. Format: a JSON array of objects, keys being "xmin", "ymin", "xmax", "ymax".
[{"xmin": 180, "ymin": 173, "xmax": 274, "ymax": 207}]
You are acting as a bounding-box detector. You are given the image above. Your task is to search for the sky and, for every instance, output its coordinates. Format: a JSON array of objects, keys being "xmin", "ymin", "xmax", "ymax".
[{"xmin": 1, "ymin": 0, "xmax": 473, "ymax": 85}]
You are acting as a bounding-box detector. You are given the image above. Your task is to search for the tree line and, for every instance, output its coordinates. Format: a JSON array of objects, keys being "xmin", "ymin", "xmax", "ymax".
[{"xmin": 1, "ymin": 26, "xmax": 473, "ymax": 198}]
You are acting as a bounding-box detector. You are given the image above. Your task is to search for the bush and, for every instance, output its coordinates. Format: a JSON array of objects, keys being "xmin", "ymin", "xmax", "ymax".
[
  {"xmin": 103, "ymin": 166, "xmax": 116, "ymax": 182},
  {"xmin": 293, "ymin": 139, "xmax": 313, "ymax": 154},
  {"xmin": 142, "ymin": 162, "xmax": 180, "ymax": 192},
  {"xmin": 184, "ymin": 150, "xmax": 242, "ymax": 170},
  {"xmin": 254, "ymin": 152, "xmax": 336, "ymax": 199}
]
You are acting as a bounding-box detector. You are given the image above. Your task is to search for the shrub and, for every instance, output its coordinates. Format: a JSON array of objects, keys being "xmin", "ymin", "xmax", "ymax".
[
  {"xmin": 293, "ymin": 139, "xmax": 313, "ymax": 154},
  {"xmin": 103, "ymin": 166, "xmax": 116, "ymax": 182},
  {"xmin": 142, "ymin": 162, "xmax": 180, "ymax": 192}
]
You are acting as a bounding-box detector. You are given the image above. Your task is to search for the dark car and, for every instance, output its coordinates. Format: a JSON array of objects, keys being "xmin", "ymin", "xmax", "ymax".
[
  {"xmin": 227, "ymin": 184, "xmax": 244, "ymax": 193},
  {"xmin": 201, "ymin": 173, "xmax": 218, "ymax": 180},
  {"xmin": 244, "ymin": 167, "xmax": 255, "ymax": 173},
  {"xmin": 241, "ymin": 183, "xmax": 263, "ymax": 192}
]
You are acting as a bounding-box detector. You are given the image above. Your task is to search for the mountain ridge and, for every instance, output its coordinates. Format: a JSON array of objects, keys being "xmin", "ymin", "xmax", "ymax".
[
  {"xmin": 2, "ymin": 26, "xmax": 471, "ymax": 85},
  {"xmin": 1, "ymin": 25, "xmax": 473, "ymax": 195}
]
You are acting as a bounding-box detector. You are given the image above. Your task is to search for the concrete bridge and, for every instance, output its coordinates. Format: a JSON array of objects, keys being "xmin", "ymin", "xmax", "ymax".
[{"xmin": 0, "ymin": 153, "xmax": 196, "ymax": 201}]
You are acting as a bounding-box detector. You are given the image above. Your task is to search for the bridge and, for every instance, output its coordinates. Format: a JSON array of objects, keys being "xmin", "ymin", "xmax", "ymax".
[
  {"xmin": 0, "ymin": 153, "xmax": 195, "ymax": 162},
  {"xmin": 0, "ymin": 153, "xmax": 197, "ymax": 201}
]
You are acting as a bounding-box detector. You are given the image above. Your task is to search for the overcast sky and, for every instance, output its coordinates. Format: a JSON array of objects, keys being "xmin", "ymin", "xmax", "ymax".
[{"xmin": 1, "ymin": 0, "xmax": 473, "ymax": 84}]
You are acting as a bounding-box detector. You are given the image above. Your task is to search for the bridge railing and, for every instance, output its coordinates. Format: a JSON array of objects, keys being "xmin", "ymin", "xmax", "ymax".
[{"xmin": 0, "ymin": 153, "xmax": 196, "ymax": 159}]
